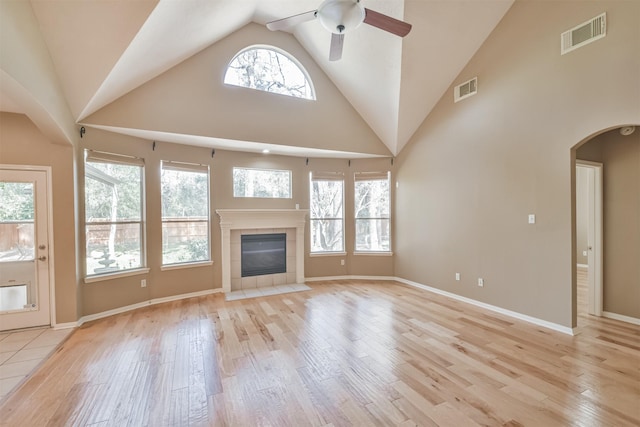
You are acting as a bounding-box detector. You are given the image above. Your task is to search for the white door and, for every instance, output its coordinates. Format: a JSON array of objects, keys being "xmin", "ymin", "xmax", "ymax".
[{"xmin": 0, "ymin": 168, "xmax": 51, "ymax": 331}]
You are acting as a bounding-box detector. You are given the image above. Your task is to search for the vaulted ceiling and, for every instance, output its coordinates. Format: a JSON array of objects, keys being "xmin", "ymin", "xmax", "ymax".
[{"xmin": 1, "ymin": 0, "xmax": 514, "ymax": 158}]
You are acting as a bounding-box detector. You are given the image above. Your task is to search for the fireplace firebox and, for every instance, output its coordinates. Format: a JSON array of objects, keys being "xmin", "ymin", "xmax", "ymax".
[{"xmin": 241, "ymin": 233, "xmax": 286, "ymax": 277}]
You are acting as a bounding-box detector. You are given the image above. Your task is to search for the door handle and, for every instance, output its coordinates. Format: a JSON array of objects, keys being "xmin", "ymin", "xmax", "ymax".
[{"xmin": 38, "ymin": 256, "xmax": 47, "ymax": 261}]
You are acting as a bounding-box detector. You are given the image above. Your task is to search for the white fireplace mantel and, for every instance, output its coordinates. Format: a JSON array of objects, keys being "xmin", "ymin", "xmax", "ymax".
[{"xmin": 216, "ymin": 209, "xmax": 308, "ymax": 293}]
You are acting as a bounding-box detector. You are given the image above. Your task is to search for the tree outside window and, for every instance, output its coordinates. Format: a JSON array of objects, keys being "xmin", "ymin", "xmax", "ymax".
[
  {"xmin": 224, "ymin": 46, "xmax": 315, "ymax": 100},
  {"xmin": 84, "ymin": 151, "xmax": 144, "ymax": 276},
  {"xmin": 161, "ymin": 162, "xmax": 210, "ymax": 266},
  {"xmin": 310, "ymin": 172, "xmax": 344, "ymax": 253},
  {"xmin": 233, "ymin": 167, "xmax": 292, "ymax": 199},
  {"xmin": 354, "ymin": 172, "xmax": 391, "ymax": 252}
]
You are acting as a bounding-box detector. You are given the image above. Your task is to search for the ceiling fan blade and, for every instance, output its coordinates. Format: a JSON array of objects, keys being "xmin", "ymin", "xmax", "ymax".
[
  {"xmin": 363, "ymin": 8, "xmax": 412, "ymax": 37},
  {"xmin": 329, "ymin": 33, "xmax": 344, "ymax": 61},
  {"xmin": 266, "ymin": 10, "xmax": 317, "ymax": 31}
]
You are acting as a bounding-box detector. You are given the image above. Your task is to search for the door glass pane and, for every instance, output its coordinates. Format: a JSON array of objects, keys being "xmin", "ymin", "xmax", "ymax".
[
  {"xmin": 0, "ymin": 182, "xmax": 35, "ymax": 261},
  {"xmin": 0, "ymin": 181, "xmax": 37, "ymax": 313}
]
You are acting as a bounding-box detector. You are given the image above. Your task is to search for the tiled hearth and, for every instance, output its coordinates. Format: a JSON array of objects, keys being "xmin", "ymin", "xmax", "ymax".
[{"xmin": 216, "ymin": 209, "xmax": 308, "ymax": 298}]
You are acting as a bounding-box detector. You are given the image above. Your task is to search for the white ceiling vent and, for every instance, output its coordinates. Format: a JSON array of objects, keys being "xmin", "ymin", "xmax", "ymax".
[
  {"xmin": 561, "ymin": 13, "xmax": 606, "ymax": 55},
  {"xmin": 454, "ymin": 77, "xmax": 477, "ymax": 103}
]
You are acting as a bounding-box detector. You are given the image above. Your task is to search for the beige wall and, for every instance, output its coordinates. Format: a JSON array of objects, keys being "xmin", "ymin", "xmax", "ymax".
[
  {"xmin": 83, "ymin": 23, "xmax": 390, "ymax": 157},
  {"xmin": 79, "ymin": 128, "xmax": 394, "ymax": 315},
  {"xmin": 577, "ymin": 128, "xmax": 640, "ymax": 319},
  {"xmin": 394, "ymin": 0, "xmax": 640, "ymax": 328},
  {"xmin": 0, "ymin": 113, "xmax": 79, "ymax": 323}
]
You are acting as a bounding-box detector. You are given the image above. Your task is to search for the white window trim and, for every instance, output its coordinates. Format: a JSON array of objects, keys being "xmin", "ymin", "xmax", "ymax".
[
  {"xmin": 310, "ymin": 251, "xmax": 347, "ymax": 257},
  {"xmin": 161, "ymin": 160, "xmax": 211, "ymax": 266},
  {"xmin": 353, "ymin": 251, "xmax": 393, "ymax": 257},
  {"xmin": 84, "ymin": 150, "xmax": 147, "ymax": 278},
  {"xmin": 354, "ymin": 171, "xmax": 392, "ymax": 253},
  {"xmin": 161, "ymin": 260, "xmax": 213, "ymax": 271},
  {"xmin": 310, "ymin": 171, "xmax": 345, "ymax": 254},
  {"xmin": 84, "ymin": 268, "xmax": 150, "ymax": 283}
]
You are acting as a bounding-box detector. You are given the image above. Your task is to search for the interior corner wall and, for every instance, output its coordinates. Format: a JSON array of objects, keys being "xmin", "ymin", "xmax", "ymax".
[
  {"xmin": 79, "ymin": 129, "xmax": 394, "ymax": 316},
  {"xmin": 82, "ymin": 23, "xmax": 390, "ymax": 157},
  {"xmin": 0, "ymin": 112, "xmax": 79, "ymax": 324},
  {"xmin": 577, "ymin": 129, "xmax": 640, "ymax": 319},
  {"xmin": 394, "ymin": 0, "xmax": 640, "ymax": 328}
]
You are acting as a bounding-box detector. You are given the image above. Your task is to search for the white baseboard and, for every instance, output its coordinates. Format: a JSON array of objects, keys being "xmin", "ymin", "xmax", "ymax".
[
  {"xmin": 306, "ymin": 275, "xmax": 574, "ymax": 336},
  {"xmin": 72, "ymin": 288, "xmax": 223, "ymax": 328},
  {"xmin": 602, "ymin": 311, "xmax": 640, "ymax": 326},
  {"xmin": 305, "ymin": 275, "xmax": 396, "ymax": 282},
  {"xmin": 52, "ymin": 322, "xmax": 78, "ymax": 330}
]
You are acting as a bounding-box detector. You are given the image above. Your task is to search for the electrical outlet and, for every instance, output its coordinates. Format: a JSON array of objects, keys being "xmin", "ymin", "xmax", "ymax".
[
  {"xmin": 528, "ymin": 214, "xmax": 536, "ymax": 224},
  {"xmin": 478, "ymin": 278, "xmax": 484, "ymax": 287},
  {"xmin": 141, "ymin": 279, "xmax": 147, "ymax": 288},
  {"xmin": 341, "ymin": 259, "xmax": 345, "ymax": 266},
  {"xmin": 583, "ymin": 250, "xmax": 587, "ymax": 256},
  {"xmin": 455, "ymin": 273, "xmax": 460, "ymax": 281}
]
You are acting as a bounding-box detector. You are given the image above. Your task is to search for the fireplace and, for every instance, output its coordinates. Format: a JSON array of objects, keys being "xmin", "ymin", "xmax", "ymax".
[
  {"xmin": 216, "ymin": 209, "xmax": 308, "ymax": 293},
  {"xmin": 241, "ymin": 233, "xmax": 286, "ymax": 277}
]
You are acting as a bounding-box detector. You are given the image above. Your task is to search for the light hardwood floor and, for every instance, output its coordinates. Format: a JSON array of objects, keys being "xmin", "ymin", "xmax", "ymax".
[{"xmin": 1, "ymin": 279, "xmax": 638, "ymax": 426}]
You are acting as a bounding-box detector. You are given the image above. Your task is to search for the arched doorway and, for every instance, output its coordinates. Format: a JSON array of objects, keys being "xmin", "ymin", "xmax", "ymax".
[{"xmin": 571, "ymin": 124, "xmax": 640, "ymax": 327}]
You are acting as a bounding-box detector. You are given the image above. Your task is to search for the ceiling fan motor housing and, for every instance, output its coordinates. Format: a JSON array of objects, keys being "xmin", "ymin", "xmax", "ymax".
[{"xmin": 317, "ymin": 0, "xmax": 365, "ymax": 34}]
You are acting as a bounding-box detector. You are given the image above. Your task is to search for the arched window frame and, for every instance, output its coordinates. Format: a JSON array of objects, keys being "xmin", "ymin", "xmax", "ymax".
[{"xmin": 223, "ymin": 45, "xmax": 316, "ymax": 101}]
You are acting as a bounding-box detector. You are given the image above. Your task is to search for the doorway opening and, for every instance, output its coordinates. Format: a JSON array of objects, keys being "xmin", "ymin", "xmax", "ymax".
[{"xmin": 575, "ymin": 161, "xmax": 603, "ymax": 325}]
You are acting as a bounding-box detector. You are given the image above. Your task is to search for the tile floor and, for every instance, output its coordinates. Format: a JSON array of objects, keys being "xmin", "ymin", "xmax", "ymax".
[
  {"xmin": 225, "ymin": 283, "xmax": 311, "ymax": 301},
  {"xmin": 0, "ymin": 327, "xmax": 73, "ymax": 400}
]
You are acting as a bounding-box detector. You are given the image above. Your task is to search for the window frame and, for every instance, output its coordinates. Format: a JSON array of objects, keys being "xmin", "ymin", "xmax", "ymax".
[
  {"xmin": 160, "ymin": 160, "xmax": 211, "ymax": 268},
  {"xmin": 309, "ymin": 171, "xmax": 346, "ymax": 255},
  {"xmin": 83, "ymin": 150, "xmax": 148, "ymax": 281},
  {"xmin": 232, "ymin": 167, "xmax": 293, "ymax": 199},
  {"xmin": 223, "ymin": 44, "xmax": 316, "ymax": 100},
  {"xmin": 354, "ymin": 171, "xmax": 392, "ymax": 254}
]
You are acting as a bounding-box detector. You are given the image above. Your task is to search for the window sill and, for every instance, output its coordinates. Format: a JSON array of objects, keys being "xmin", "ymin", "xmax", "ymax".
[
  {"xmin": 310, "ymin": 251, "xmax": 347, "ymax": 257},
  {"xmin": 161, "ymin": 261, "xmax": 213, "ymax": 271},
  {"xmin": 84, "ymin": 268, "xmax": 150, "ymax": 284},
  {"xmin": 353, "ymin": 251, "xmax": 393, "ymax": 256}
]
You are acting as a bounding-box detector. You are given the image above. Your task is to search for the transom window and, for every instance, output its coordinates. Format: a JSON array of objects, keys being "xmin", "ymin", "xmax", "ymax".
[
  {"xmin": 224, "ymin": 45, "xmax": 315, "ymax": 100},
  {"xmin": 233, "ymin": 167, "xmax": 292, "ymax": 199}
]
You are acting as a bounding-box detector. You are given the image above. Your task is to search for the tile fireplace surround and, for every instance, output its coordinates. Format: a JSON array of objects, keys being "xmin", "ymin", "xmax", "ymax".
[{"xmin": 216, "ymin": 209, "xmax": 308, "ymax": 293}]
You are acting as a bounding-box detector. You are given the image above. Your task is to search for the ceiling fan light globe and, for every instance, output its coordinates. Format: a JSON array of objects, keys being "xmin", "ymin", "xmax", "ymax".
[{"xmin": 317, "ymin": 0, "xmax": 365, "ymax": 34}]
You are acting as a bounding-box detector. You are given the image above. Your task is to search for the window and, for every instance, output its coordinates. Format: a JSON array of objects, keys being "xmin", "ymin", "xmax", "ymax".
[
  {"xmin": 233, "ymin": 167, "xmax": 292, "ymax": 198},
  {"xmin": 224, "ymin": 45, "xmax": 315, "ymax": 100},
  {"xmin": 0, "ymin": 182, "xmax": 34, "ymax": 262},
  {"xmin": 161, "ymin": 161, "xmax": 210, "ymax": 266},
  {"xmin": 84, "ymin": 151, "xmax": 144, "ymax": 276},
  {"xmin": 354, "ymin": 172, "xmax": 391, "ymax": 252},
  {"xmin": 310, "ymin": 172, "xmax": 344, "ymax": 253}
]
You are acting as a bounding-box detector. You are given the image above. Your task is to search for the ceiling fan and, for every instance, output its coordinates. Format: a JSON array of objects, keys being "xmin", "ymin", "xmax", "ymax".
[{"xmin": 266, "ymin": 0, "xmax": 412, "ymax": 61}]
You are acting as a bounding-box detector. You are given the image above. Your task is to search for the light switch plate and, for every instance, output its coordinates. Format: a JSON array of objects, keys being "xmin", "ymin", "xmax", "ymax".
[{"xmin": 528, "ymin": 214, "xmax": 536, "ymax": 224}]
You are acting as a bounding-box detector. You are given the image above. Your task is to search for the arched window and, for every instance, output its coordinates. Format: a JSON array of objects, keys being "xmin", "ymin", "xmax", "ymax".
[{"xmin": 224, "ymin": 45, "xmax": 315, "ymax": 100}]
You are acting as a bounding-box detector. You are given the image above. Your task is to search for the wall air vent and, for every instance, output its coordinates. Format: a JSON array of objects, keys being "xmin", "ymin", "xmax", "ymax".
[
  {"xmin": 561, "ymin": 13, "xmax": 606, "ymax": 55},
  {"xmin": 454, "ymin": 77, "xmax": 477, "ymax": 103}
]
